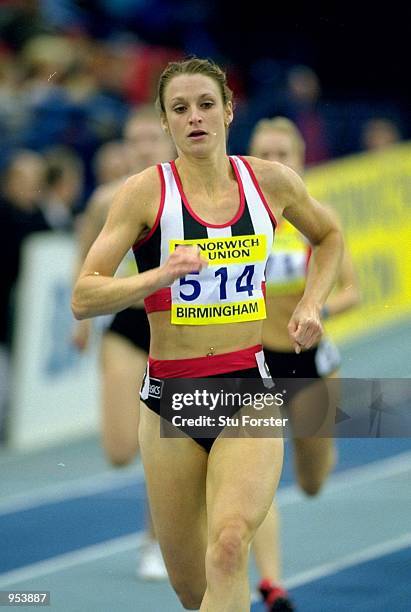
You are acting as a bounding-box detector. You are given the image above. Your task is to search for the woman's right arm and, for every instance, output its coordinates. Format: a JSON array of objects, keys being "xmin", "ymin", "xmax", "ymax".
[
  {"xmin": 72, "ymin": 167, "xmax": 207, "ymax": 320},
  {"xmin": 71, "ymin": 181, "xmax": 121, "ymax": 350}
]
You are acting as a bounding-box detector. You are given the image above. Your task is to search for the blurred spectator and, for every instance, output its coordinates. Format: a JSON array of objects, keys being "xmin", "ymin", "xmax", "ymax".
[
  {"xmin": 281, "ymin": 65, "xmax": 330, "ymax": 165},
  {"xmin": 91, "ymin": 140, "xmax": 131, "ymax": 186},
  {"xmin": 361, "ymin": 117, "xmax": 402, "ymax": 152},
  {"xmin": 0, "ymin": 150, "xmax": 49, "ymax": 440},
  {"xmin": 0, "ymin": 49, "xmax": 24, "ymax": 158},
  {"xmin": 89, "ymin": 103, "xmax": 175, "ymax": 196},
  {"xmin": 229, "ymin": 62, "xmax": 333, "ymax": 163},
  {"xmin": 14, "ymin": 34, "xmax": 131, "ymax": 194},
  {"xmin": 123, "ymin": 104, "xmax": 175, "ymax": 170},
  {"xmin": 18, "ymin": 34, "xmax": 90, "ymax": 151},
  {"xmin": 40, "ymin": 0, "xmax": 89, "ymax": 34},
  {"xmin": 0, "ymin": 0, "xmax": 51, "ymax": 51},
  {"xmin": 42, "ymin": 146, "xmax": 85, "ymax": 229},
  {"xmin": 0, "ymin": 150, "xmax": 50, "ymax": 347},
  {"xmin": 84, "ymin": 37, "xmax": 133, "ymax": 104},
  {"xmin": 124, "ymin": 43, "xmax": 183, "ymax": 105}
]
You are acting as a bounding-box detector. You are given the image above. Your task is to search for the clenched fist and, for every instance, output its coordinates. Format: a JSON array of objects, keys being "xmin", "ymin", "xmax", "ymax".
[
  {"xmin": 288, "ymin": 300, "xmax": 323, "ymax": 354},
  {"xmin": 158, "ymin": 245, "xmax": 208, "ymax": 286}
]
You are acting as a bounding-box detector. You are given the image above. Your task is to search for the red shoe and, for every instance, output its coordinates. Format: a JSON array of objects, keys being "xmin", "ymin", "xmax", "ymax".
[{"xmin": 258, "ymin": 579, "xmax": 295, "ymax": 611}]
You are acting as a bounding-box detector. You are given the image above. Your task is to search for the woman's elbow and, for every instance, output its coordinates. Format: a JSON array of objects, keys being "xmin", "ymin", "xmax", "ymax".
[
  {"xmin": 345, "ymin": 285, "xmax": 362, "ymax": 310},
  {"xmin": 71, "ymin": 300, "xmax": 86, "ymax": 321},
  {"xmin": 352, "ymin": 286, "xmax": 362, "ymax": 307},
  {"xmin": 71, "ymin": 290, "xmax": 89, "ymax": 320}
]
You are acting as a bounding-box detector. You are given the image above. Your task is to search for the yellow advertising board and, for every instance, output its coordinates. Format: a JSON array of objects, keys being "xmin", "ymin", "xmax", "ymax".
[{"xmin": 305, "ymin": 143, "xmax": 411, "ymax": 342}]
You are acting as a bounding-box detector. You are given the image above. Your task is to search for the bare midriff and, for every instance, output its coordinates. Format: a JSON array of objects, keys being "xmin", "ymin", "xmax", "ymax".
[{"xmin": 148, "ymin": 311, "xmax": 263, "ymax": 359}]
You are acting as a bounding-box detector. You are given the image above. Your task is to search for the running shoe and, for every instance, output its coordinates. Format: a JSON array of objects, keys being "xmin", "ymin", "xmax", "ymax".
[
  {"xmin": 259, "ymin": 578, "xmax": 295, "ymax": 611},
  {"xmin": 137, "ymin": 539, "xmax": 168, "ymax": 581}
]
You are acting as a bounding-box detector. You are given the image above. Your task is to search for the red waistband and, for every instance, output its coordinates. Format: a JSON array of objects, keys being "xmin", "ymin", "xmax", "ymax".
[{"xmin": 148, "ymin": 344, "xmax": 263, "ymax": 378}]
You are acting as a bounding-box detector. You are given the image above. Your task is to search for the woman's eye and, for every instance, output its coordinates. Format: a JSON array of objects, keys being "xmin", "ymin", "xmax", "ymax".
[
  {"xmin": 174, "ymin": 106, "xmax": 185, "ymax": 113},
  {"xmin": 201, "ymin": 101, "xmax": 213, "ymax": 108}
]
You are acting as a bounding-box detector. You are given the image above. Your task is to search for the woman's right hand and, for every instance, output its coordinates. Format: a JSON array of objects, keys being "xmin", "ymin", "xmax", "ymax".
[{"xmin": 158, "ymin": 245, "xmax": 208, "ymax": 286}]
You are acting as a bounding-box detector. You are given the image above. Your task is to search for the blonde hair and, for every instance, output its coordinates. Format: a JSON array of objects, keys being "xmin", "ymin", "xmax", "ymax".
[
  {"xmin": 155, "ymin": 57, "xmax": 233, "ymax": 114},
  {"xmin": 250, "ymin": 116, "xmax": 305, "ymax": 159}
]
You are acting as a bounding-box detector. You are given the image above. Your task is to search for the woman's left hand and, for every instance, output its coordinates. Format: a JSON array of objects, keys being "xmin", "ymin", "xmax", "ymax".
[{"xmin": 287, "ymin": 300, "xmax": 323, "ymax": 354}]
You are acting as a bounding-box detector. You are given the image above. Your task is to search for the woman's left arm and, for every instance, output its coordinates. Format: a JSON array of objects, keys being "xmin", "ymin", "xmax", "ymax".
[
  {"xmin": 269, "ymin": 163, "xmax": 344, "ymax": 352},
  {"xmin": 319, "ymin": 207, "xmax": 361, "ymax": 318}
]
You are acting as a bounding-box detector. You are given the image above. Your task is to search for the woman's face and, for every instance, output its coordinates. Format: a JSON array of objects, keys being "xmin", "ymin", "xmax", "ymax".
[
  {"xmin": 161, "ymin": 74, "xmax": 232, "ymax": 157},
  {"xmin": 250, "ymin": 129, "xmax": 303, "ymax": 175}
]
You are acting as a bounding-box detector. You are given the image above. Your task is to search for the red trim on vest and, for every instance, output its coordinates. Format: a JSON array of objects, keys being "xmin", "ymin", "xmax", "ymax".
[
  {"xmin": 133, "ymin": 164, "xmax": 166, "ymax": 251},
  {"xmin": 170, "ymin": 158, "xmax": 245, "ymax": 228},
  {"xmin": 148, "ymin": 344, "xmax": 263, "ymax": 378},
  {"xmin": 237, "ymin": 156, "xmax": 277, "ymax": 227},
  {"xmin": 144, "ymin": 287, "xmax": 171, "ymax": 313}
]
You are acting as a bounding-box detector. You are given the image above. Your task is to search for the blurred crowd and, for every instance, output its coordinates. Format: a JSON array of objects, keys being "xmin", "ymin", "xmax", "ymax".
[
  {"xmin": 0, "ymin": 0, "xmax": 408, "ymax": 441},
  {"xmin": 1, "ymin": 2, "xmax": 407, "ymax": 183}
]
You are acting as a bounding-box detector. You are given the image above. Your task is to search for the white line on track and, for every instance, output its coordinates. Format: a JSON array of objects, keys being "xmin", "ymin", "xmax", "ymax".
[
  {"xmin": 285, "ymin": 531, "xmax": 411, "ymax": 589},
  {"xmin": 0, "ymin": 533, "xmax": 144, "ymax": 587},
  {"xmin": 250, "ymin": 531, "xmax": 411, "ymax": 603},
  {"xmin": 1, "ymin": 529, "xmax": 410, "ymax": 591},
  {"xmin": 0, "ymin": 464, "xmax": 145, "ymax": 515},
  {"xmin": 1, "ymin": 449, "xmax": 411, "ymax": 516},
  {"xmin": 277, "ymin": 448, "xmax": 411, "ymax": 506},
  {"xmin": 1, "ymin": 451, "xmax": 411, "ymax": 587}
]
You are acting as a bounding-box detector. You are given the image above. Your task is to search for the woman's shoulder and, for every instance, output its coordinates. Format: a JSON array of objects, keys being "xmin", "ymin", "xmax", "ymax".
[
  {"xmin": 125, "ymin": 164, "xmax": 162, "ymax": 191},
  {"xmin": 237, "ymin": 155, "xmax": 301, "ymax": 196},
  {"xmin": 106, "ymin": 164, "xmax": 165, "ymax": 229},
  {"xmin": 117, "ymin": 164, "xmax": 164, "ymax": 208}
]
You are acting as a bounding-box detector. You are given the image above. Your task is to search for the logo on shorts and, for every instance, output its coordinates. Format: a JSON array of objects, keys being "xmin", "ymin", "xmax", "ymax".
[{"xmin": 148, "ymin": 377, "xmax": 164, "ymax": 399}]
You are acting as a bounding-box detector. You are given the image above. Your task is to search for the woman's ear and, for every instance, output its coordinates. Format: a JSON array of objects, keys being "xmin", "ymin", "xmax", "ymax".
[
  {"xmin": 225, "ymin": 101, "xmax": 234, "ymax": 128},
  {"xmin": 160, "ymin": 116, "xmax": 169, "ymax": 134}
]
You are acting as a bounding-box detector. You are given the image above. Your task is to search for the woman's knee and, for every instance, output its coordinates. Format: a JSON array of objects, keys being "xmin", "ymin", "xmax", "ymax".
[
  {"xmin": 102, "ymin": 437, "xmax": 138, "ymax": 467},
  {"xmin": 168, "ymin": 573, "xmax": 205, "ymax": 609},
  {"xmin": 207, "ymin": 517, "xmax": 251, "ymax": 575},
  {"xmin": 295, "ymin": 443, "xmax": 336, "ymax": 496},
  {"xmin": 297, "ymin": 473, "xmax": 325, "ymax": 496},
  {"xmin": 173, "ymin": 584, "xmax": 204, "ymax": 610},
  {"xmin": 101, "ymin": 404, "xmax": 139, "ymax": 466}
]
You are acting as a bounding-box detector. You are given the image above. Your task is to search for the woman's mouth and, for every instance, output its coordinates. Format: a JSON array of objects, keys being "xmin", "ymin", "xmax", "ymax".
[{"xmin": 188, "ymin": 130, "xmax": 208, "ymax": 140}]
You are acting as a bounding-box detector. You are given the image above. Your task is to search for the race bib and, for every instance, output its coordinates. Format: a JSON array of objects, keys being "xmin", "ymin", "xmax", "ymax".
[{"xmin": 170, "ymin": 235, "xmax": 267, "ymax": 325}]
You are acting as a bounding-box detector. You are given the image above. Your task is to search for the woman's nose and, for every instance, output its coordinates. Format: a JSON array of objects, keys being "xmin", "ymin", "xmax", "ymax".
[{"xmin": 188, "ymin": 108, "xmax": 203, "ymax": 124}]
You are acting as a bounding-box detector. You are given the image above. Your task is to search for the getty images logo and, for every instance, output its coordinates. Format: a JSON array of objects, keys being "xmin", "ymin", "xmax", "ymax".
[{"xmin": 148, "ymin": 378, "xmax": 164, "ymax": 399}]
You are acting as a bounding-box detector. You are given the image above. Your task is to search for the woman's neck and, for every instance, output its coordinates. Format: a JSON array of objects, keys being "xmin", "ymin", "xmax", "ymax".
[{"xmin": 175, "ymin": 152, "xmax": 233, "ymax": 198}]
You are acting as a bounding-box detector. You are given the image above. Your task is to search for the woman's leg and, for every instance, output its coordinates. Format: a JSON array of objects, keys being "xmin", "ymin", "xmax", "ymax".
[
  {"xmin": 251, "ymin": 501, "xmax": 281, "ymax": 581},
  {"xmin": 139, "ymin": 403, "xmax": 209, "ymax": 609},
  {"xmin": 290, "ymin": 373, "xmax": 338, "ymax": 495},
  {"xmin": 100, "ymin": 332, "xmax": 146, "ymax": 466},
  {"xmin": 250, "ymin": 372, "xmax": 338, "ymax": 610},
  {"xmin": 292, "ymin": 437, "xmax": 336, "ymax": 495},
  {"xmin": 101, "ymin": 332, "xmax": 165, "ymax": 579},
  {"xmin": 202, "ymin": 436, "xmax": 283, "ymax": 611}
]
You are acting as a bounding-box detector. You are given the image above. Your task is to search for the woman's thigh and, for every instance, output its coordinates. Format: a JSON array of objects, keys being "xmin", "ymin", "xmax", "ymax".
[
  {"xmin": 100, "ymin": 333, "xmax": 147, "ymax": 462},
  {"xmin": 138, "ymin": 403, "xmax": 209, "ymax": 588},
  {"xmin": 289, "ymin": 373, "xmax": 339, "ymax": 492},
  {"xmin": 206, "ymin": 436, "xmax": 283, "ymax": 538}
]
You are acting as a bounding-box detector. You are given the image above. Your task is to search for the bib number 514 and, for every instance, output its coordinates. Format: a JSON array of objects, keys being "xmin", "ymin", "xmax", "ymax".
[{"xmin": 179, "ymin": 265, "xmax": 255, "ymax": 301}]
